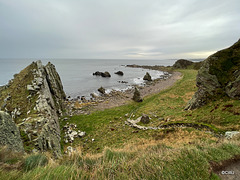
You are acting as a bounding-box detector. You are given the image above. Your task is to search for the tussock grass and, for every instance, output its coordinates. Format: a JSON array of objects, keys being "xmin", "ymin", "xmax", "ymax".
[
  {"xmin": 1, "ymin": 140, "xmax": 239, "ymax": 180},
  {"xmin": 24, "ymin": 154, "xmax": 48, "ymax": 171}
]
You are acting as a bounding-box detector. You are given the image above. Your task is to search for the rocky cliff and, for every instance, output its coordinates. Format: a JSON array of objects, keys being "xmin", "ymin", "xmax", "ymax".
[
  {"xmin": 0, "ymin": 60, "xmax": 66, "ymax": 157},
  {"xmin": 185, "ymin": 39, "xmax": 240, "ymax": 110},
  {"xmin": 0, "ymin": 111, "xmax": 24, "ymax": 152}
]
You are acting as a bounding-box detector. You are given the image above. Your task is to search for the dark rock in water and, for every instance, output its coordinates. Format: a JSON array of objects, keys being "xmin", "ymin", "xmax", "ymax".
[
  {"xmin": 173, "ymin": 59, "xmax": 193, "ymax": 69},
  {"xmin": 118, "ymin": 81, "xmax": 128, "ymax": 84},
  {"xmin": 93, "ymin": 71, "xmax": 111, "ymax": 77},
  {"xmin": 98, "ymin": 86, "xmax": 105, "ymax": 94},
  {"xmin": 140, "ymin": 114, "xmax": 150, "ymax": 124},
  {"xmin": 143, "ymin": 72, "xmax": 152, "ymax": 81},
  {"xmin": 185, "ymin": 39, "xmax": 240, "ymax": 110},
  {"xmin": 102, "ymin": 71, "xmax": 111, "ymax": 77},
  {"xmin": 115, "ymin": 71, "xmax": 124, "ymax": 76},
  {"xmin": 93, "ymin": 71, "xmax": 101, "ymax": 76},
  {"xmin": 132, "ymin": 87, "xmax": 143, "ymax": 102},
  {"xmin": 0, "ymin": 111, "xmax": 24, "ymax": 152}
]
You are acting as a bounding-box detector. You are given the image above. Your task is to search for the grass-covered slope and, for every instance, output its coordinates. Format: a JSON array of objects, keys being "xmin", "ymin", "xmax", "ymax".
[
  {"xmin": 0, "ymin": 138, "xmax": 239, "ymax": 180},
  {"xmin": 0, "ymin": 68, "xmax": 239, "ymax": 179},
  {"xmin": 59, "ymin": 69, "xmax": 239, "ymax": 154},
  {"xmin": 0, "ymin": 63, "xmax": 37, "ymax": 123}
]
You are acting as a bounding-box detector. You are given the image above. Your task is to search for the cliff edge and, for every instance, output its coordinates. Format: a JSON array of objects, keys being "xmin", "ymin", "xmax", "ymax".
[{"xmin": 185, "ymin": 39, "xmax": 240, "ymax": 110}]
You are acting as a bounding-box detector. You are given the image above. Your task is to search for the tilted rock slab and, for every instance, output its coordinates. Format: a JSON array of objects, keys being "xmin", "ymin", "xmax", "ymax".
[{"xmin": 31, "ymin": 60, "xmax": 66, "ymax": 157}]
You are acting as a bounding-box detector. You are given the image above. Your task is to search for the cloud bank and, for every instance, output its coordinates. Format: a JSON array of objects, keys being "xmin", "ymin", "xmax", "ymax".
[{"xmin": 0, "ymin": 0, "xmax": 239, "ymax": 59}]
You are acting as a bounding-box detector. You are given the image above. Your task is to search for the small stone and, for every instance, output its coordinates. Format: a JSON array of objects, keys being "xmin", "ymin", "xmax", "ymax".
[
  {"xmin": 98, "ymin": 87, "xmax": 106, "ymax": 94},
  {"xmin": 140, "ymin": 114, "xmax": 150, "ymax": 124},
  {"xmin": 79, "ymin": 131, "xmax": 86, "ymax": 137},
  {"xmin": 27, "ymin": 85, "xmax": 35, "ymax": 91},
  {"xmin": 225, "ymin": 131, "xmax": 240, "ymax": 139}
]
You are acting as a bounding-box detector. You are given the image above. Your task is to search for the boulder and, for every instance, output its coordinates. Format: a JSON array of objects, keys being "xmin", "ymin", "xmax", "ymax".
[
  {"xmin": 132, "ymin": 87, "xmax": 143, "ymax": 102},
  {"xmin": 98, "ymin": 87, "xmax": 106, "ymax": 94},
  {"xmin": 225, "ymin": 131, "xmax": 240, "ymax": 139},
  {"xmin": 143, "ymin": 72, "xmax": 152, "ymax": 81},
  {"xmin": 140, "ymin": 114, "xmax": 150, "ymax": 124},
  {"xmin": 185, "ymin": 39, "xmax": 240, "ymax": 110},
  {"xmin": 102, "ymin": 71, "xmax": 111, "ymax": 77},
  {"xmin": 93, "ymin": 71, "xmax": 111, "ymax": 77},
  {"xmin": 115, "ymin": 71, "xmax": 124, "ymax": 76},
  {"xmin": 93, "ymin": 71, "xmax": 102, "ymax": 76},
  {"xmin": 0, "ymin": 111, "xmax": 24, "ymax": 152}
]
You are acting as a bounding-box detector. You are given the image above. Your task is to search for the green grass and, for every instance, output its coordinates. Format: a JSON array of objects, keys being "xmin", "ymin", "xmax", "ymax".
[
  {"xmin": 1, "ymin": 140, "xmax": 239, "ymax": 180},
  {"xmin": 60, "ymin": 69, "xmax": 240, "ymax": 154},
  {"xmin": 0, "ymin": 63, "xmax": 38, "ymax": 123},
  {"xmin": 1, "ymin": 68, "xmax": 240, "ymax": 179},
  {"xmin": 24, "ymin": 154, "xmax": 48, "ymax": 171}
]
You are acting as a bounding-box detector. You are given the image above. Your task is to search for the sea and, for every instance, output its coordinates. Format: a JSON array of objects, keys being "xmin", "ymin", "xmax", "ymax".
[{"xmin": 0, "ymin": 59, "xmax": 201, "ymax": 99}]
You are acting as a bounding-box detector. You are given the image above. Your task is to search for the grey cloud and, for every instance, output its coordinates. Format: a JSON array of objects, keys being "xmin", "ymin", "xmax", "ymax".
[{"xmin": 0, "ymin": 0, "xmax": 239, "ymax": 59}]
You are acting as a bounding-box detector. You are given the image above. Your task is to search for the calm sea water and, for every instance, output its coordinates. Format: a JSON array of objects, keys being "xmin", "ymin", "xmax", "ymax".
[{"xmin": 0, "ymin": 59, "xmax": 179, "ymax": 98}]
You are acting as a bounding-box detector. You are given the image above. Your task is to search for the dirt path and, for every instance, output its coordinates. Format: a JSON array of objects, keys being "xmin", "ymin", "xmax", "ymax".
[
  {"xmin": 92, "ymin": 71, "xmax": 182, "ymax": 111},
  {"xmin": 215, "ymin": 161, "xmax": 240, "ymax": 180}
]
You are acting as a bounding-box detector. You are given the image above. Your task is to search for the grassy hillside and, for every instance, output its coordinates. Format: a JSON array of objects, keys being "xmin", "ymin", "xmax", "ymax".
[
  {"xmin": 0, "ymin": 69, "xmax": 239, "ymax": 179},
  {"xmin": 60, "ymin": 69, "xmax": 239, "ymax": 154}
]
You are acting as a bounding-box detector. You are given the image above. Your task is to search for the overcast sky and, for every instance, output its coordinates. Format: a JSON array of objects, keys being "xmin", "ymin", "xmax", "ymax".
[{"xmin": 0, "ymin": 0, "xmax": 239, "ymax": 59}]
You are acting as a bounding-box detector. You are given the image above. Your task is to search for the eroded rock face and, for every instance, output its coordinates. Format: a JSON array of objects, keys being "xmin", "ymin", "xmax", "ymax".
[
  {"xmin": 0, "ymin": 60, "xmax": 66, "ymax": 157},
  {"xmin": 0, "ymin": 111, "xmax": 24, "ymax": 152},
  {"xmin": 185, "ymin": 39, "xmax": 240, "ymax": 110},
  {"xmin": 27, "ymin": 60, "xmax": 65, "ymax": 157}
]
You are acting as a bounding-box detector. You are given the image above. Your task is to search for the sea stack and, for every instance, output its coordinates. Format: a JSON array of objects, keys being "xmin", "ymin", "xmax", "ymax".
[{"xmin": 143, "ymin": 72, "xmax": 152, "ymax": 81}]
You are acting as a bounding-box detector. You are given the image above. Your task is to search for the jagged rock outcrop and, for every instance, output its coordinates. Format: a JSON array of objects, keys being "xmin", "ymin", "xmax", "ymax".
[
  {"xmin": 185, "ymin": 39, "xmax": 240, "ymax": 110},
  {"xmin": 0, "ymin": 111, "xmax": 24, "ymax": 152},
  {"xmin": 132, "ymin": 87, "xmax": 143, "ymax": 102},
  {"xmin": 0, "ymin": 60, "xmax": 66, "ymax": 157},
  {"xmin": 143, "ymin": 72, "xmax": 152, "ymax": 81}
]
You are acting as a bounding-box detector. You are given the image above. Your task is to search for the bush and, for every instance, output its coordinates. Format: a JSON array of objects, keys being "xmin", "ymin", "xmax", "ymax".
[{"xmin": 24, "ymin": 154, "xmax": 48, "ymax": 171}]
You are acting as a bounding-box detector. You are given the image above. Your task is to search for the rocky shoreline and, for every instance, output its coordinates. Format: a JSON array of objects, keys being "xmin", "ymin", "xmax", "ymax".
[{"xmin": 65, "ymin": 66, "xmax": 182, "ymax": 115}]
